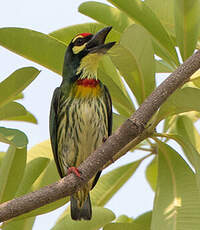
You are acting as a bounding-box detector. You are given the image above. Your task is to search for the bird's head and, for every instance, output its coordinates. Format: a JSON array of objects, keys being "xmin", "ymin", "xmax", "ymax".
[{"xmin": 63, "ymin": 26, "xmax": 115, "ymax": 82}]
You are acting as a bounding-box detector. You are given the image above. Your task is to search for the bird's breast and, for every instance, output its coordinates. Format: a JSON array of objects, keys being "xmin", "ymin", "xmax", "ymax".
[{"xmin": 72, "ymin": 79, "xmax": 101, "ymax": 98}]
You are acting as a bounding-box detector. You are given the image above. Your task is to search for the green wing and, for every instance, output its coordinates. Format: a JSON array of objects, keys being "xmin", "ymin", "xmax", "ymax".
[{"xmin": 49, "ymin": 87, "xmax": 63, "ymax": 178}]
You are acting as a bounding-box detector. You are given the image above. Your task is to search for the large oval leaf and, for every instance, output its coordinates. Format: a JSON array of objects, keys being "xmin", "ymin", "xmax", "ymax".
[
  {"xmin": 104, "ymin": 223, "xmax": 143, "ymax": 230},
  {"xmin": 106, "ymin": 0, "xmax": 178, "ymax": 64},
  {"xmin": 0, "ymin": 67, "xmax": 40, "ymax": 107},
  {"xmin": 145, "ymin": 156, "xmax": 157, "ymax": 191},
  {"xmin": 0, "ymin": 146, "xmax": 27, "ymax": 202},
  {"xmin": 0, "ymin": 28, "xmax": 66, "ymax": 74},
  {"xmin": 152, "ymin": 141, "xmax": 200, "ymax": 230},
  {"xmin": 156, "ymin": 87, "xmax": 200, "ymax": 124},
  {"xmin": 120, "ymin": 24, "xmax": 155, "ymax": 103},
  {"xmin": 2, "ymin": 217, "xmax": 35, "ymax": 230},
  {"xmin": 0, "ymin": 102, "xmax": 37, "ymax": 124},
  {"xmin": 146, "ymin": 0, "xmax": 175, "ymax": 36},
  {"xmin": 79, "ymin": 2, "xmax": 134, "ymax": 33},
  {"xmin": 0, "ymin": 127, "xmax": 28, "ymax": 148},
  {"xmin": 52, "ymin": 207, "xmax": 115, "ymax": 230},
  {"xmin": 174, "ymin": 0, "xmax": 200, "ymax": 60},
  {"xmin": 91, "ymin": 159, "xmax": 143, "ymax": 206},
  {"xmin": 50, "ymin": 22, "xmax": 120, "ymax": 45},
  {"xmin": 15, "ymin": 157, "xmax": 50, "ymax": 197}
]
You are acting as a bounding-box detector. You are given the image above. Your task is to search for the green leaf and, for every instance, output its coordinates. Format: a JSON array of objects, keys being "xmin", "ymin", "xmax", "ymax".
[
  {"xmin": 0, "ymin": 152, "xmax": 6, "ymax": 167},
  {"xmin": 79, "ymin": 2, "xmax": 134, "ymax": 33},
  {"xmin": 0, "ymin": 67, "xmax": 40, "ymax": 107},
  {"xmin": 27, "ymin": 140, "xmax": 52, "ymax": 162},
  {"xmin": 0, "ymin": 127, "xmax": 28, "ymax": 148},
  {"xmin": 120, "ymin": 24, "xmax": 155, "ymax": 102},
  {"xmin": 110, "ymin": 44, "xmax": 142, "ymax": 104},
  {"xmin": 175, "ymin": 115, "xmax": 200, "ymax": 150},
  {"xmin": 110, "ymin": 24, "xmax": 155, "ymax": 104},
  {"xmin": 106, "ymin": 0, "xmax": 178, "ymax": 64},
  {"xmin": 52, "ymin": 207, "xmax": 115, "ymax": 230},
  {"xmin": 159, "ymin": 132, "xmax": 200, "ymax": 191},
  {"xmin": 146, "ymin": 0, "xmax": 175, "ymax": 36},
  {"xmin": 0, "ymin": 102, "xmax": 25, "ymax": 120},
  {"xmin": 0, "ymin": 28, "xmax": 66, "ymax": 75},
  {"xmin": 15, "ymin": 157, "xmax": 50, "ymax": 197},
  {"xmin": 104, "ymin": 223, "xmax": 143, "ymax": 230},
  {"xmin": 152, "ymin": 141, "xmax": 200, "ymax": 230},
  {"xmin": 2, "ymin": 217, "xmax": 35, "ymax": 230},
  {"xmin": 174, "ymin": 0, "xmax": 200, "ymax": 60},
  {"xmin": 134, "ymin": 211, "xmax": 152, "ymax": 229},
  {"xmin": 113, "ymin": 113, "xmax": 127, "ymax": 132},
  {"xmin": 98, "ymin": 58, "xmax": 134, "ymax": 116},
  {"xmin": 145, "ymin": 156, "xmax": 157, "ymax": 191},
  {"xmin": 50, "ymin": 22, "xmax": 120, "ymax": 45},
  {"xmin": 0, "ymin": 146, "xmax": 27, "ymax": 202},
  {"xmin": 156, "ymin": 60, "xmax": 175, "ymax": 73},
  {"xmin": 91, "ymin": 159, "xmax": 143, "ymax": 206},
  {"xmin": 156, "ymin": 87, "xmax": 200, "ymax": 124},
  {"xmin": 116, "ymin": 215, "xmax": 134, "ymax": 223},
  {"xmin": 6, "ymin": 111, "xmax": 38, "ymax": 124}
]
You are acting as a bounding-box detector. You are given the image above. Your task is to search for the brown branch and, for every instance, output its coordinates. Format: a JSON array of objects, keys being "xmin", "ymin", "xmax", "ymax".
[{"xmin": 1, "ymin": 49, "xmax": 200, "ymax": 222}]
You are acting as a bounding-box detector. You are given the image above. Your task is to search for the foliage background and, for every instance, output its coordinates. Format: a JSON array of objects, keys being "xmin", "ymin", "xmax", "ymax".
[
  {"xmin": 0, "ymin": 0, "xmax": 154, "ymax": 229},
  {"xmin": 1, "ymin": 0, "xmax": 200, "ymax": 229}
]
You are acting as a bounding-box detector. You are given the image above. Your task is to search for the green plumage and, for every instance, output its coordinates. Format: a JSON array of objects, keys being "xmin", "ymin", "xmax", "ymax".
[{"xmin": 49, "ymin": 27, "xmax": 114, "ymax": 220}]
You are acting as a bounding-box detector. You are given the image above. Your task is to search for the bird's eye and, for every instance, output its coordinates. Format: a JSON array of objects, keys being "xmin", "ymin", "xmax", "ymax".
[{"xmin": 74, "ymin": 37, "xmax": 84, "ymax": 46}]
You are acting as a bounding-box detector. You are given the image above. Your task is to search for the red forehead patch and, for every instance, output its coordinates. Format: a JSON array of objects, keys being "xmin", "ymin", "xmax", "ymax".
[{"xmin": 78, "ymin": 33, "xmax": 92, "ymax": 37}]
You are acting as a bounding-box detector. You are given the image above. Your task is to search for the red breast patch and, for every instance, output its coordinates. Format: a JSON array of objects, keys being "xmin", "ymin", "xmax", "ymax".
[{"xmin": 77, "ymin": 79, "xmax": 100, "ymax": 87}]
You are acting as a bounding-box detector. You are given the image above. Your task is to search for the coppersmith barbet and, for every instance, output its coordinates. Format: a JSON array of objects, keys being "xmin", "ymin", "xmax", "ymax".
[{"xmin": 49, "ymin": 27, "xmax": 115, "ymax": 220}]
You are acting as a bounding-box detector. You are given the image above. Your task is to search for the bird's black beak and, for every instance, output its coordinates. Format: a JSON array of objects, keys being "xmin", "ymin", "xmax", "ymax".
[{"xmin": 86, "ymin": 26, "xmax": 116, "ymax": 54}]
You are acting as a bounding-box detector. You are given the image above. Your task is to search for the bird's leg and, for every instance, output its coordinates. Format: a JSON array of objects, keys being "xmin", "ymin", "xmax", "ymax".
[{"xmin": 67, "ymin": 167, "xmax": 82, "ymax": 178}]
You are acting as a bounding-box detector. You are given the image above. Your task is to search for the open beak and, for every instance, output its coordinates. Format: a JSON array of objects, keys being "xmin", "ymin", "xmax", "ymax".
[{"xmin": 86, "ymin": 26, "xmax": 116, "ymax": 54}]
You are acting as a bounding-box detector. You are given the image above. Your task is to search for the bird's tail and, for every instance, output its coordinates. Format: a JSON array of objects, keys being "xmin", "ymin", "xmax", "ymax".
[{"xmin": 70, "ymin": 193, "xmax": 92, "ymax": 220}]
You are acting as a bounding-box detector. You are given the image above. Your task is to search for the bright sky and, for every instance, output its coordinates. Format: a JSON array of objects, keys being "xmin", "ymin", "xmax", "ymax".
[{"xmin": 0, "ymin": 1, "xmax": 154, "ymax": 229}]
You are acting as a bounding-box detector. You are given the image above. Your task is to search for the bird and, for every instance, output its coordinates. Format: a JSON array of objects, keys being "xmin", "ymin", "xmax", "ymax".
[{"xmin": 49, "ymin": 26, "xmax": 115, "ymax": 220}]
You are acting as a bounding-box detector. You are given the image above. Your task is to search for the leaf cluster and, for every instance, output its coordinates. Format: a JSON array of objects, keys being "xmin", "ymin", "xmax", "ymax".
[{"xmin": 1, "ymin": 0, "xmax": 200, "ymax": 229}]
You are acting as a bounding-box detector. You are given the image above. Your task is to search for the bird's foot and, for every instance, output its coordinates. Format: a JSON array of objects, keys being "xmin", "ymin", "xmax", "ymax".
[
  {"xmin": 67, "ymin": 167, "xmax": 81, "ymax": 178},
  {"xmin": 102, "ymin": 137, "xmax": 107, "ymax": 143}
]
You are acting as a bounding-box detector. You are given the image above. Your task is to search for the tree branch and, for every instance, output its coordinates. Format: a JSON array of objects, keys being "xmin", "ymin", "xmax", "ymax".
[{"xmin": 1, "ymin": 49, "xmax": 200, "ymax": 222}]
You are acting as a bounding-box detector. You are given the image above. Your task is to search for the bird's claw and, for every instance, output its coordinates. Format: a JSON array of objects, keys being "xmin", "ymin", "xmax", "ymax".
[{"xmin": 67, "ymin": 167, "xmax": 82, "ymax": 178}]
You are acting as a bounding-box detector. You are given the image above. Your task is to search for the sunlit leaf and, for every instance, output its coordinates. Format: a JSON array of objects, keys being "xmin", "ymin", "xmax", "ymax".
[
  {"xmin": 112, "ymin": 113, "xmax": 127, "ymax": 132},
  {"xmin": 120, "ymin": 24, "xmax": 155, "ymax": 102},
  {"xmin": 52, "ymin": 207, "xmax": 115, "ymax": 230},
  {"xmin": 156, "ymin": 87, "xmax": 200, "ymax": 124},
  {"xmin": 0, "ymin": 67, "xmax": 40, "ymax": 107},
  {"xmin": 116, "ymin": 215, "xmax": 134, "ymax": 223},
  {"xmin": 0, "ymin": 28, "xmax": 65, "ymax": 74},
  {"xmin": 146, "ymin": 0, "xmax": 175, "ymax": 36},
  {"xmin": 0, "ymin": 127, "xmax": 28, "ymax": 148},
  {"xmin": 156, "ymin": 60, "xmax": 174, "ymax": 73},
  {"xmin": 106, "ymin": 0, "xmax": 178, "ymax": 64},
  {"xmin": 134, "ymin": 211, "xmax": 152, "ymax": 229},
  {"xmin": 15, "ymin": 157, "xmax": 50, "ymax": 197},
  {"xmin": 152, "ymin": 141, "xmax": 200, "ymax": 230},
  {"xmin": 6, "ymin": 111, "xmax": 37, "ymax": 124},
  {"xmin": 104, "ymin": 223, "xmax": 143, "ymax": 230},
  {"xmin": 145, "ymin": 156, "xmax": 157, "ymax": 191},
  {"xmin": 2, "ymin": 217, "xmax": 35, "ymax": 230},
  {"xmin": 0, "ymin": 146, "xmax": 26, "ymax": 202},
  {"xmin": 79, "ymin": 2, "xmax": 134, "ymax": 33},
  {"xmin": 174, "ymin": 0, "xmax": 200, "ymax": 60},
  {"xmin": 91, "ymin": 159, "xmax": 143, "ymax": 206},
  {"xmin": 50, "ymin": 22, "xmax": 120, "ymax": 45}
]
